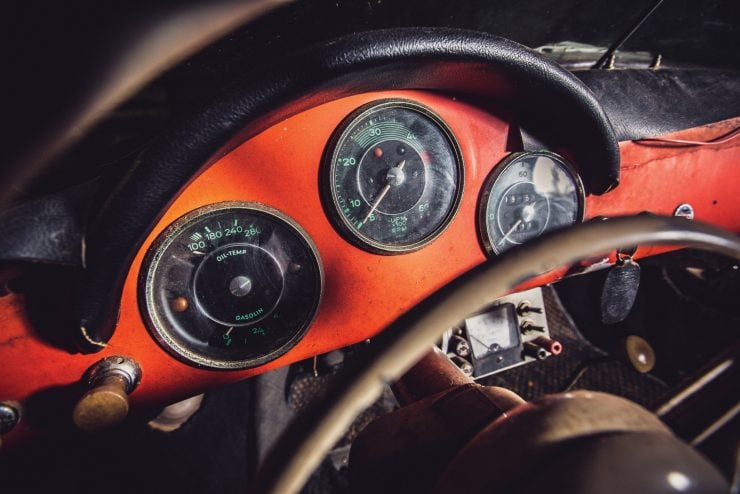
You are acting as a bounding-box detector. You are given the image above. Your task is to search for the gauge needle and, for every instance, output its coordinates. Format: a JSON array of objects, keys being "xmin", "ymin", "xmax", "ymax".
[
  {"xmin": 498, "ymin": 204, "xmax": 536, "ymax": 247},
  {"xmin": 498, "ymin": 219, "xmax": 522, "ymax": 247},
  {"xmin": 361, "ymin": 160, "xmax": 406, "ymax": 225},
  {"xmin": 467, "ymin": 332, "xmax": 492, "ymax": 350}
]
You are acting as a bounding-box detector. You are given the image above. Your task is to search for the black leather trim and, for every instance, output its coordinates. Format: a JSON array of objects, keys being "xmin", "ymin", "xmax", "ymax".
[
  {"xmin": 75, "ymin": 27, "xmax": 619, "ymax": 352},
  {"xmin": 0, "ymin": 183, "xmax": 92, "ymax": 267},
  {"xmin": 576, "ymin": 68, "xmax": 740, "ymax": 141}
]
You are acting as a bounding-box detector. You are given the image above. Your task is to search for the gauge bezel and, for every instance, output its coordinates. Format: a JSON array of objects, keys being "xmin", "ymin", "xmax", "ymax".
[
  {"xmin": 321, "ymin": 99, "xmax": 465, "ymax": 255},
  {"xmin": 139, "ymin": 201, "xmax": 324, "ymax": 370},
  {"xmin": 477, "ymin": 151, "xmax": 586, "ymax": 256}
]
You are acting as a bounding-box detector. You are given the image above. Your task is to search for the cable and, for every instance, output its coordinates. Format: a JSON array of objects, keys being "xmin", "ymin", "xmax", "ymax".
[
  {"xmin": 592, "ymin": 0, "xmax": 666, "ymax": 70},
  {"xmin": 634, "ymin": 127, "xmax": 740, "ymax": 147}
]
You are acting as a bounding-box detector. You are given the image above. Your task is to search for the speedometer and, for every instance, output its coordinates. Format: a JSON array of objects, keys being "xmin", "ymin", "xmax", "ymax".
[
  {"xmin": 140, "ymin": 202, "xmax": 323, "ymax": 370},
  {"xmin": 322, "ymin": 99, "xmax": 464, "ymax": 254},
  {"xmin": 478, "ymin": 151, "xmax": 585, "ymax": 255}
]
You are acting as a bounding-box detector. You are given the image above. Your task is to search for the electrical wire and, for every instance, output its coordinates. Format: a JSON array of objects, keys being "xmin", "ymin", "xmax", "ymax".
[{"xmin": 634, "ymin": 126, "xmax": 740, "ymax": 147}]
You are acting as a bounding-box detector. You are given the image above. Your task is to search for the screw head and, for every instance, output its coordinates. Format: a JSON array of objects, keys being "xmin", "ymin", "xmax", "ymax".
[
  {"xmin": 0, "ymin": 403, "xmax": 20, "ymax": 435},
  {"xmin": 674, "ymin": 203, "xmax": 694, "ymax": 220}
]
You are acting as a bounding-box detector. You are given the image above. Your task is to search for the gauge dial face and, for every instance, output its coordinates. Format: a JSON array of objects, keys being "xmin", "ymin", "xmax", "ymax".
[
  {"xmin": 479, "ymin": 152, "xmax": 584, "ymax": 255},
  {"xmin": 324, "ymin": 100, "xmax": 464, "ymax": 254},
  {"xmin": 140, "ymin": 202, "xmax": 323, "ymax": 370}
]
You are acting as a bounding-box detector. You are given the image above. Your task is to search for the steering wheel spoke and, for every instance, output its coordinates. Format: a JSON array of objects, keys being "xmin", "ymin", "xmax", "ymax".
[{"xmin": 252, "ymin": 215, "xmax": 740, "ymax": 493}]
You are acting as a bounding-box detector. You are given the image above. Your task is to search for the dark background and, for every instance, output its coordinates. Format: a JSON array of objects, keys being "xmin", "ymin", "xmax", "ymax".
[{"xmin": 4, "ymin": 0, "xmax": 739, "ymax": 199}]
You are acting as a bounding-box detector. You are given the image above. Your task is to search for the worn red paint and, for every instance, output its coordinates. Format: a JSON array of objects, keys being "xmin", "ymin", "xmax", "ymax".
[{"xmin": 0, "ymin": 90, "xmax": 738, "ymax": 451}]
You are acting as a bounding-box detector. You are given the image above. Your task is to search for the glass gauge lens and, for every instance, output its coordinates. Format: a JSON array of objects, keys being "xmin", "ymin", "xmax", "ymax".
[
  {"xmin": 140, "ymin": 202, "xmax": 323, "ymax": 370},
  {"xmin": 479, "ymin": 151, "xmax": 585, "ymax": 255},
  {"xmin": 324, "ymin": 100, "xmax": 464, "ymax": 254}
]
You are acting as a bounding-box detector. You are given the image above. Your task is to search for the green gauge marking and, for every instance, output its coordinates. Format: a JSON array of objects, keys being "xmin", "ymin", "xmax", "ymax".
[{"xmin": 323, "ymin": 99, "xmax": 463, "ymax": 254}]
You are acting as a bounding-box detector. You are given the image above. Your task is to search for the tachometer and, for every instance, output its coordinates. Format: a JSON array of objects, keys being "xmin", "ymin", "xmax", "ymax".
[
  {"xmin": 140, "ymin": 202, "xmax": 323, "ymax": 370},
  {"xmin": 322, "ymin": 99, "xmax": 464, "ymax": 254},
  {"xmin": 479, "ymin": 151, "xmax": 585, "ymax": 255}
]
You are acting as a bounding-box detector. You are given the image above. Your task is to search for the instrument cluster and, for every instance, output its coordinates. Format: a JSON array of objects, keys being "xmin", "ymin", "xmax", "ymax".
[{"xmin": 140, "ymin": 97, "xmax": 585, "ymax": 369}]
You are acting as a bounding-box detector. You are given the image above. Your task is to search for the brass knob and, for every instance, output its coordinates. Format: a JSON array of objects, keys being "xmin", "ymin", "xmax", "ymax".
[
  {"xmin": 623, "ymin": 335, "xmax": 656, "ymax": 374},
  {"xmin": 73, "ymin": 356, "xmax": 141, "ymax": 433}
]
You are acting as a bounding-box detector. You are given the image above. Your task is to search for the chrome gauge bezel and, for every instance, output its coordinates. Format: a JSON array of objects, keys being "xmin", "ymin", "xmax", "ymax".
[
  {"xmin": 139, "ymin": 201, "xmax": 324, "ymax": 370},
  {"xmin": 322, "ymin": 99, "xmax": 465, "ymax": 255},
  {"xmin": 478, "ymin": 151, "xmax": 586, "ymax": 256}
]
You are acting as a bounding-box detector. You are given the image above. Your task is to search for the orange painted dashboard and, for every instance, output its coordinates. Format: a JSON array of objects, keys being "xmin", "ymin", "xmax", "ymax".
[{"xmin": 1, "ymin": 89, "xmax": 738, "ymax": 450}]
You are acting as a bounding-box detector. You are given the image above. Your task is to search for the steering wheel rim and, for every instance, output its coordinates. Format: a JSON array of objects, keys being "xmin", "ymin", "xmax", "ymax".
[{"xmin": 250, "ymin": 215, "xmax": 740, "ymax": 494}]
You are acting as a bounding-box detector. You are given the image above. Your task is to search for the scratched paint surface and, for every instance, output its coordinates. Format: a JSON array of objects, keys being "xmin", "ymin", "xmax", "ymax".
[{"xmin": 0, "ymin": 89, "xmax": 738, "ymax": 451}]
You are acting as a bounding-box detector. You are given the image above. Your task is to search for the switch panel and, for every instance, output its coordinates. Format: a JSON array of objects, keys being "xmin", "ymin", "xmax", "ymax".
[{"xmin": 442, "ymin": 287, "xmax": 562, "ymax": 378}]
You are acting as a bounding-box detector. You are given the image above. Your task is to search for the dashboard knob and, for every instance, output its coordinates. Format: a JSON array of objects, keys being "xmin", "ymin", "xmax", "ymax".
[
  {"xmin": 72, "ymin": 356, "xmax": 141, "ymax": 433},
  {"xmin": 622, "ymin": 335, "xmax": 656, "ymax": 373}
]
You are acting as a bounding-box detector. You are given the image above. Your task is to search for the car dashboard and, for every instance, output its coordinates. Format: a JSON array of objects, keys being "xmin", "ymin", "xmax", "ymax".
[
  {"xmin": 0, "ymin": 26, "xmax": 738, "ymax": 484},
  {"xmin": 2, "ymin": 84, "xmax": 739, "ymax": 445}
]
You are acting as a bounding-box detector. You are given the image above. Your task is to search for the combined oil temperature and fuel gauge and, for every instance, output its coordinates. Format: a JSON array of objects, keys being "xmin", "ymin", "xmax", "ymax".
[
  {"xmin": 140, "ymin": 202, "xmax": 323, "ymax": 370},
  {"xmin": 323, "ymin": 99, "xmax": 464, "ymax": 254},
  {"xmin": 479, "ymin": 151, "xmax": 585, "ymax": 255}
]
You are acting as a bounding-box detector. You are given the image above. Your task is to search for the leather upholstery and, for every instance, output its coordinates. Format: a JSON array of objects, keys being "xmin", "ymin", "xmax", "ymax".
[
  {"xmin": 0, "ymin": 183, "xmax": 92, "ymax": 266},
  {"xmin": 577, "ymin": 68, "xmax": 740, "ymax": 141}
]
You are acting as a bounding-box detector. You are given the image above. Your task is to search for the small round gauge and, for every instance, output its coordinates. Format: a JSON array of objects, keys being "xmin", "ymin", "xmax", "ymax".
[
  {"xmin": 140, "ymin": 202, "xmax": 323, "ymax": 370},
  {"xmin": 479, "ymin": 151, "xmax": 585, "ymax": 255},
  {"xmin": 323, "ymin": 99, "xmax": 464, "ymax": 254}
]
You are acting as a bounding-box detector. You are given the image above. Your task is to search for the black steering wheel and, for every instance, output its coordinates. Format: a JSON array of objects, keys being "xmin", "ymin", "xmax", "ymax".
[{"xmin": 249, "ymin": 215, "xmax": 740, "ymax": 493}]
